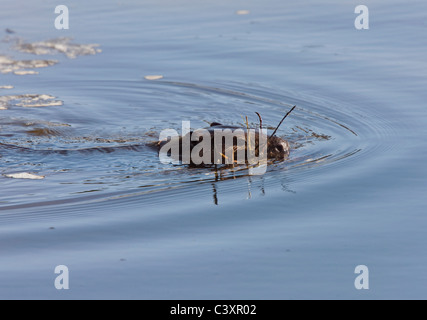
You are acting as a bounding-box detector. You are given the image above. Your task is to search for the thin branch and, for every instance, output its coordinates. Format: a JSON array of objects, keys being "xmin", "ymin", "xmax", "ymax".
[
  {"xmin": 269, "ymin": 106, "xmax": 296, "ymax": 139},
  {"xmin": 255, "ymin": 112, "xmax": 263, "ymax": 130}
]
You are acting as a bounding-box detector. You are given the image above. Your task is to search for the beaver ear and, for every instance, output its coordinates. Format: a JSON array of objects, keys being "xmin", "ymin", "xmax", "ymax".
[{"xmin": 210, "ymin": 122, "xmax": 222, "ymax": 127}]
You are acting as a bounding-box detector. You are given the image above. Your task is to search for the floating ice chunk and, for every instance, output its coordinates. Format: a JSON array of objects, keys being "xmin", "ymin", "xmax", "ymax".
[
  {"xmin": 4, "ymin": 173, "xmax": 45, "ymax": 180},
  {"xmin": 144, "ymin": 75, "xmax": 164, "ymax": 80},
  {"xmin": 0, "ymin": 55, "xmax": 58, "ymax": 75},
  {"xmin": 14, "ymin": 37, "xmax": 102, "ymax": 59},
  {"xmin": 14, "ymin": 70, "xmax": 39, "ymax": 75},
  {"xmin": 236, "ymin": 10, "xmax": 250, "ymax": 15},
  {"xmin": 0, "ymin": 85, "xmax": 13, "ymax": 89},
  {"xmin": 0, "ymin": 94, "xmax": 63, "ymax": 108}
]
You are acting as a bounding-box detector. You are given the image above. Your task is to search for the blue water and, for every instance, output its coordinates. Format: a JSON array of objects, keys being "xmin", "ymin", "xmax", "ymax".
[{"xmin": 0, "ymin": 0, "xmax": 426, "ymax": 299}]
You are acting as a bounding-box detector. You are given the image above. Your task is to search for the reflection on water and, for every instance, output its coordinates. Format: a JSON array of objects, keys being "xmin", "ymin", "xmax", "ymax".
[{"xmin": 210, "ymin": 170, "xmax": 296, "ymax": 205}]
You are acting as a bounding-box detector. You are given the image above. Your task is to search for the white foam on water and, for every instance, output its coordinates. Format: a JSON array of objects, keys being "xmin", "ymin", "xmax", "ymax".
[
  {"xmin": 3, "ymin": 172, "xmax": 45, "ymax": 180},
  {"xmin": 14, "ymin": 37, "xmax": 102, "ymax": 59},
  {"xmin": 0, "ymin": 94, "xmax": 63, "ymax": 109}
]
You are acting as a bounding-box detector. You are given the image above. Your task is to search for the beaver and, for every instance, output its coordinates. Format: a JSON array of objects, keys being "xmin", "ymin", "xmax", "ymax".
[
  {"xmin": 156, "ymin": 107, "xmax": 295, "ymax": 167},
  {"xmin": 155, "ymin": 107, "xmax": 296, "ymax": 167},
  {"xmin": 156, "ymin": 122, "xmax": 290, "ymax": 167}
]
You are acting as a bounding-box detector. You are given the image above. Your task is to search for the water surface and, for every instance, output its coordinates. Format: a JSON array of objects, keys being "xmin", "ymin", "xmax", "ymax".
[{"xmin": 0, "ymin": 0, "xmax": 426, "ymax": 299}]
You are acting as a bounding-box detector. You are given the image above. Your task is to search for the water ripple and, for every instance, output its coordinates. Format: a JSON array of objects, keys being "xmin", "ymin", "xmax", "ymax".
[{"xmin": 0, "ymin": 79, "xmax": 397, "ymax": 213}]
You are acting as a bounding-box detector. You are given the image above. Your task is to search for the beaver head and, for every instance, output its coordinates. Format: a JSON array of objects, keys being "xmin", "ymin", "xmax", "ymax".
[{"xmin": 267, "ymin": 135, "xmax": 290, "ymax": 159}]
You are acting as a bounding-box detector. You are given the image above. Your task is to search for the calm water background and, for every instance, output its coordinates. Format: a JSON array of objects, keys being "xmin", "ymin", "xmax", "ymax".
[{"xmin": 0, "ymin": 0, "xmax": 426, "ymax": 299}]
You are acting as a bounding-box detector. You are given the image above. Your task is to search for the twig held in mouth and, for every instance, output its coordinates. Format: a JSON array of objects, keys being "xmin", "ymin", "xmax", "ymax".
[{"xmin": 269, "ymin": 105, "xmax": 296, "ymax": 140}]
